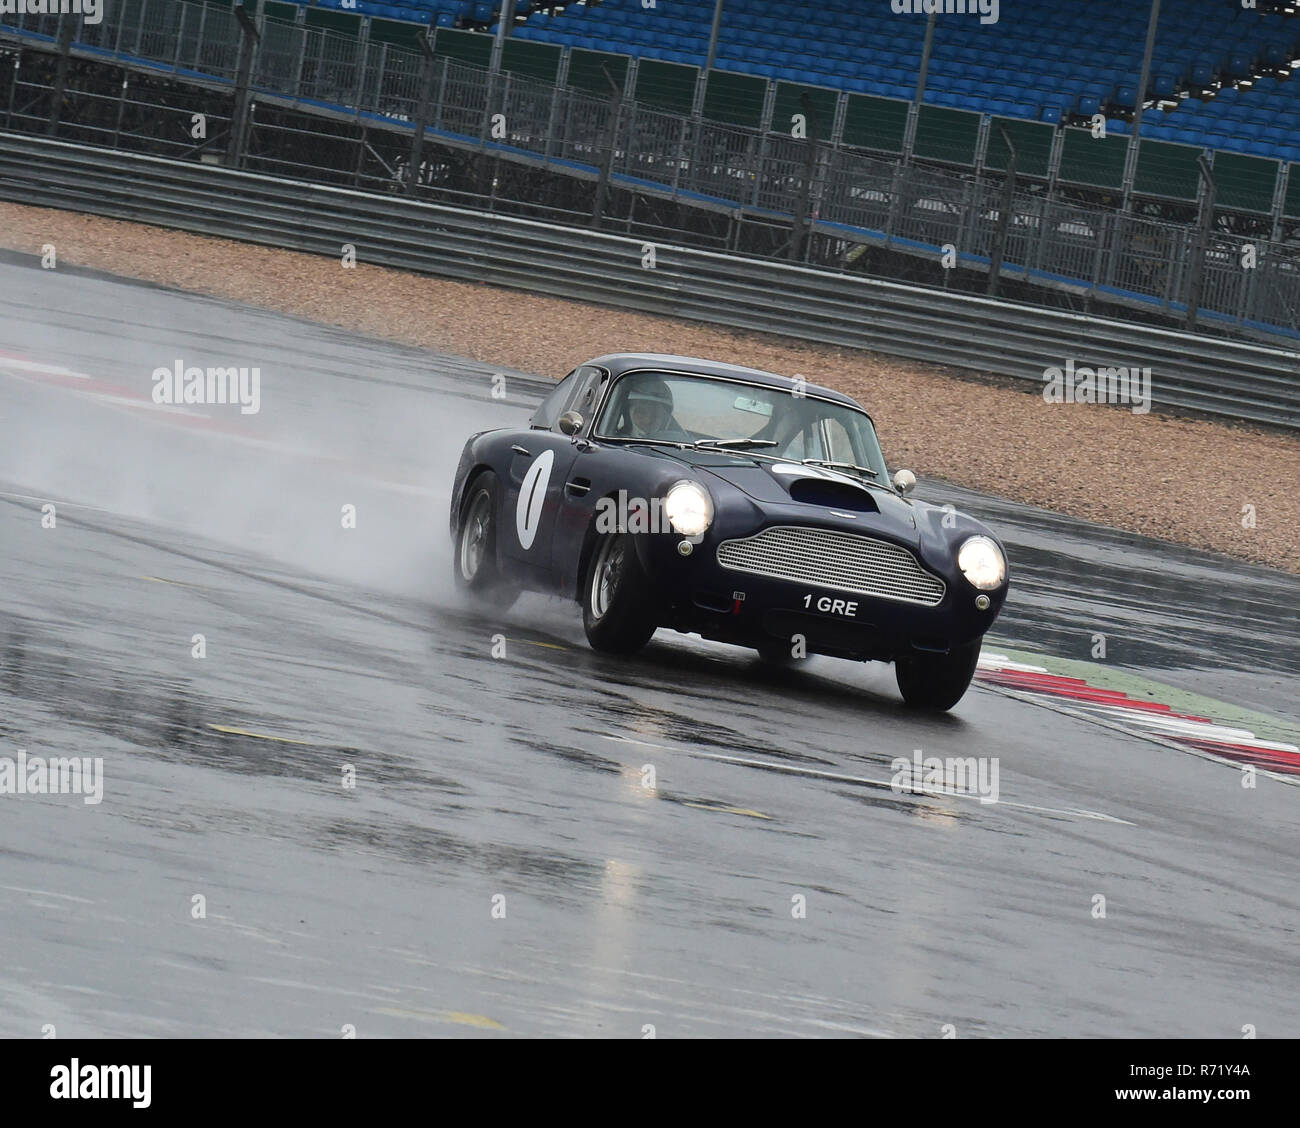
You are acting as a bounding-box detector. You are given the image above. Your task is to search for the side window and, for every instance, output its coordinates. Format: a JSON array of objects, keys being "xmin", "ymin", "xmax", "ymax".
[{"xmin": 530, "ymin": 372, "xmax": 577, "ymax": 430}]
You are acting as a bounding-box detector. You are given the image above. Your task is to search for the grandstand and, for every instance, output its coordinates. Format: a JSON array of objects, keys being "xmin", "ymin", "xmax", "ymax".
[
  {"xmin": 4, "ymin": 0, "xmax": 1300, "ymax": 339},
  {"xmin": 283, "ymin": 0, "xmax": 1300, "ymax": 166}
]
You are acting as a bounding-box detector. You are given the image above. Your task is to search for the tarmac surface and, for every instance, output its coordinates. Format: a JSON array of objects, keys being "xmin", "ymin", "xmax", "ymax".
[{"xmin": 1, "ymin": 254, "xmax": 1297, "ymax": 1037}]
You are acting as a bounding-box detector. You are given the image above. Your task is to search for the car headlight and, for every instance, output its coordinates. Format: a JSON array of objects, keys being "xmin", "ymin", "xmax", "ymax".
[
  {"xmin": 664, "ymin": 480, "xmax": 714, "ymax": 537},
  {"xmin": 957, "ymin": 536, "xmax": 1006, "ymax": 590}
]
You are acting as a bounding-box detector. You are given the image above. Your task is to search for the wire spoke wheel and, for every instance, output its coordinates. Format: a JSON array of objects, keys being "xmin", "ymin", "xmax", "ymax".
[
  {"xmin": 459, "ymin": 491, "xmax": 491, "ymax": 582},
  {"xmin": 589, "ymin": 535, "xmax": 625, "ymax": 621},
  {"xmin": 582, "ymin": 532, "xmax": 656, "ymax": 654},
  {"xmin": 451, "ymin": 471, "xmax": 518, "ymax": 611}
]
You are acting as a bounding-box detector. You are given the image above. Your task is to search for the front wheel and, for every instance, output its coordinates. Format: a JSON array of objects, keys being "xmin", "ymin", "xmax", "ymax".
[
  {"xmin": 894, "ymin": 640, "xmax": 981, "ymax": 712},
  {"xmin": 453, "ymin": 471, "xmax": 518, "ymax": 610},
  {"xmin": 582, "ymin": 533, "xmax": 657, "ymax": 654}
]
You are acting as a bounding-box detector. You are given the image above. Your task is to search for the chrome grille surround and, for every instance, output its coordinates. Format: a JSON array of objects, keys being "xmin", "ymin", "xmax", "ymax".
[{"xmin": 716, "ymin": 525, "xmax": 946, "ymax": 607}]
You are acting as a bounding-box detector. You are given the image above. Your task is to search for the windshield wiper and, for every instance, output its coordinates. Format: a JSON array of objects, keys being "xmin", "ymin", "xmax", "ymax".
[
  {"xmin": 693, "ymin": 438, "xmax": 779, "ymax": 450},
  {"xmin": 603, "ymin": 436, "xmax": 693, "ymax": 450},
  {"xmin": 801, "ymin": 458, "xmax": 881, "ymax": 480}
]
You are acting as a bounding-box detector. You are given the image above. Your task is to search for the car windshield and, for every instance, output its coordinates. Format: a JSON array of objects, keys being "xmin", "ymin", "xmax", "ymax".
[{"xmin": 595, "ymin": 370, "xmax": 889, "ymax": 480}]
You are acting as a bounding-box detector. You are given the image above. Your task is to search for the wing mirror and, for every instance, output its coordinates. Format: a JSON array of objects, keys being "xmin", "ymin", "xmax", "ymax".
[
  {"xmin": 893, "ymin": 468, "xmax": 916, "ymax": 496},
  {"xmin": 558, "ymin": 410, "xmax": 584, "ymax": 437}
]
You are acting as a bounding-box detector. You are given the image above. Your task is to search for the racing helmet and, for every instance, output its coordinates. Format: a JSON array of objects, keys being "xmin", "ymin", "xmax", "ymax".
[{"xmin": 625, "ymin": 376, "xmax": 674, "ymax": 436}]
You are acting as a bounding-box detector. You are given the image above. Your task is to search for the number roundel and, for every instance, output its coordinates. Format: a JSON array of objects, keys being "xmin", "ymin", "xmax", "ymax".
[{"xmin": 515, "ymin": 449, "xmax": 555, "ymax": 550}]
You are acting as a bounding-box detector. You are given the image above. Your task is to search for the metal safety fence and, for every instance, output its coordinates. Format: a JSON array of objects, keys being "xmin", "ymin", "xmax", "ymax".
[
  {"xmin": 0, "ymin": 132, "xmax": 1295, "ymax": 430},
  {"xmin": 2, "ymin": 0, "xmax": 1300, "ymax": 339}
]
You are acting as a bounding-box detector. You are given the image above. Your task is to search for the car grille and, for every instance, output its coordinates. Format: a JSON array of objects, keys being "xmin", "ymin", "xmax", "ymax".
[{"xmin": 716, "ymin": 525, "xmax": 946, "ymax": 607}]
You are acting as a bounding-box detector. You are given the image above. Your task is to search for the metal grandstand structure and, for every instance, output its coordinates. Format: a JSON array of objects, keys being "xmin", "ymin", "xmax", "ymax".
[{"xmin": 2, "ymin": 0, "xmax": 1298, "ymax": 339}]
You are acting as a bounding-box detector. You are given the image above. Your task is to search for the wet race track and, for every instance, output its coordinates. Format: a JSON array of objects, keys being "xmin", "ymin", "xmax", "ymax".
[{"xmin": 1, "ymin": 252, "xmax": 1299, "ymax": 1037}]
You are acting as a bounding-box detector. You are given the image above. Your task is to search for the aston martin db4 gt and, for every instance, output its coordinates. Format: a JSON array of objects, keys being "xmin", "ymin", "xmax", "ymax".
[{"xmin": 449, "ymin": 354, "xmax": 1009, "ymax": 710}]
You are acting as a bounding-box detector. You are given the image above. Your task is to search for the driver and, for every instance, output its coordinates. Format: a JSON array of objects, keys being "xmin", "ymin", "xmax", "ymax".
[{"xmin": 623, "ymin": 377, "xmax": 676, "ymax": 438}]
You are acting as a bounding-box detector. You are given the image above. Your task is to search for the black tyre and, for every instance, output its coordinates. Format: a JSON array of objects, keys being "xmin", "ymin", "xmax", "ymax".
[
  {"xmin": 582, "ymin": 533, "xmax": 657, "ymax": 654},
  {"xmin": 894, "ymin": 640, "xmax": 981, "ymax": 711},
  {"xmin": 453, "ymin": 471, "xmax": 518, "ymax": 610}
]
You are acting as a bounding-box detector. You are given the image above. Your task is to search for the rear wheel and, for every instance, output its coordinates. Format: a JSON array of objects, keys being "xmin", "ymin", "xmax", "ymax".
[
  {"xmin": 894, "ymin": 640, "xmax": 981, "ymax": 712},
  {"xmin": 582, "ymin": 533, "xmax": 657, "ymax": 654},
  {"xmin": 453, "ymin": 471, "xmax": 518, "ymax": 610}
]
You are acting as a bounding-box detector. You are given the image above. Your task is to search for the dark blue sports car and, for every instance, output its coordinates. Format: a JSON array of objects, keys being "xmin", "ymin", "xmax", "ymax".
[{"xmin": 450, "ymin": 354, "xmax": 1009, "ymax": 710}]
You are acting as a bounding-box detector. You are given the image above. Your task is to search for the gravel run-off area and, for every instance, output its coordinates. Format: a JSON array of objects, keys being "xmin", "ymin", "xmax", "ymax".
[{"xmin": 2, "ymin": 202, "xmax": 1296, "ymax": 573}]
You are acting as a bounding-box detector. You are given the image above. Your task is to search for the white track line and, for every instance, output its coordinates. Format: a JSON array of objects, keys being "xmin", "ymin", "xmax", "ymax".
[{"xmin": 0, "ymin": 355, "xmax": 90, "ymax": 379}]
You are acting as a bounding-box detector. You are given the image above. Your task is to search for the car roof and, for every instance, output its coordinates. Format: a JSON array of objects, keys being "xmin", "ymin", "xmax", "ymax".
[{"xmin": 585, "ymin": 353, "xmax": 863, "ymax": 410}]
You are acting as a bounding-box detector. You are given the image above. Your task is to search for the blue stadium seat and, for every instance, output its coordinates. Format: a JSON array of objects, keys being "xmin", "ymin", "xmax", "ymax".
[
  {"xmin": 437, "ymin": 0, "xmax": 1294, "ymax": 168},
  {"xmin": 1226, "ymin": 52, "xmax": 1255, "ymax": 78}
]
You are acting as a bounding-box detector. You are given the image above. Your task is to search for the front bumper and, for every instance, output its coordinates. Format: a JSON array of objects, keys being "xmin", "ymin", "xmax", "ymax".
[{"xmin": 631, "ymin": 520, "xmax": 1007, "ymax": 661}]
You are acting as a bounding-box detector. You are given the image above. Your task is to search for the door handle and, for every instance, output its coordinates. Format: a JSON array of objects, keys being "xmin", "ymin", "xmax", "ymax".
[
  {"xmin": 566, "ymin": 478, "xmax": 591, "ymax": 496},
  {"xmin": 511, "ymin": 444, "xmax": 531, "ymax": 457}
]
